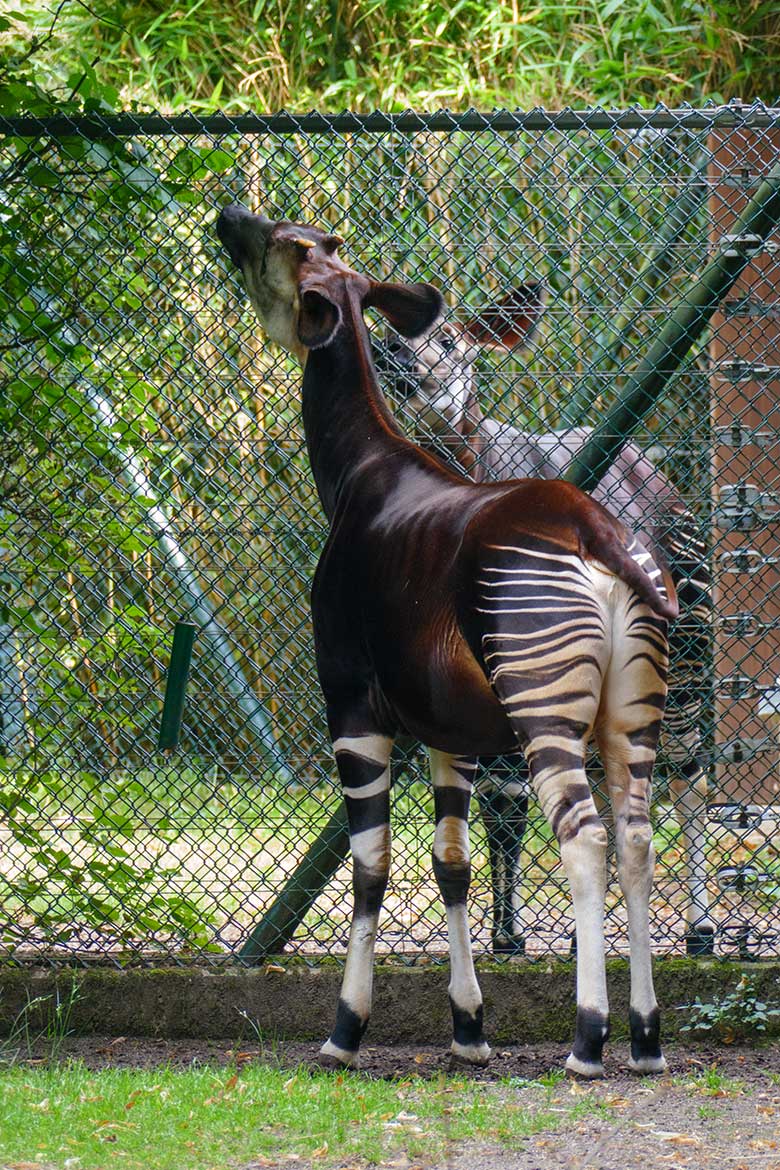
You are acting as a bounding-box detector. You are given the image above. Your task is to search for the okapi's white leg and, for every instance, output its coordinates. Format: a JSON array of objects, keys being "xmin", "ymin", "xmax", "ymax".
[
  {"xmin": 428, "ymin": 749, "xmax": 490, "ymax": 1064},
  {"xmin": 476, "ymin": 761, "xmax": 529, "ymax": 954},
  {"xmin": 553, "ymin": 782, "xmax": 610, "ymax": 1078},
  {"xmin": 669, "ymin": 765, "xmax": 714, "ymax": 953},
  {"xmin": 599, "ymin": 732, "xmax": 666, "ymax": 1074},
  {"xmin": 319, "ymin": 732, "xmax": 393, "ymax": 1069},
  {"xmin": 522, "ymin": 733, "xmax": 609, "ymax": 1075},
  {"xmin": 597, "ymin": 600, "xmax": 669, "ymax": 1074}
]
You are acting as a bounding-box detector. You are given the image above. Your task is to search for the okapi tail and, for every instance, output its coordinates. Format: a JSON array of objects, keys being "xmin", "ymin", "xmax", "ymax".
[{"xmin": 587, "ymin": 526, "xmax": 679, "ymax": 622}]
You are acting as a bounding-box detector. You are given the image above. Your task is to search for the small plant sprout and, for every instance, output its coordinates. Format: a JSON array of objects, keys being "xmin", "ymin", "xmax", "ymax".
[{"xmin": 679, "ymin": 974, "xmax": 780, "ymax": 1043}]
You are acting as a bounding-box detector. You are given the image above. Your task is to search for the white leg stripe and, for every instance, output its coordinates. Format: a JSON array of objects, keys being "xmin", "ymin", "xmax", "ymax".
[{"xmin": 332, "ymin": 734, "xmax": 393, "ymax": 764}]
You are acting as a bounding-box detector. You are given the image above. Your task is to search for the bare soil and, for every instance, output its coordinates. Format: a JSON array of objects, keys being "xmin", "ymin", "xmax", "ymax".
[{"xmin": 34, "ymin": 1035, "xmax": 780, "ymax": 1170}]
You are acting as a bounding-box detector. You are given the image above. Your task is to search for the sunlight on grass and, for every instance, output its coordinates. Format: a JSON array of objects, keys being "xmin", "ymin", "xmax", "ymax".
[{"xmin": 0, "ymin": 1062, "xmax": 604, "ymax": 1169}]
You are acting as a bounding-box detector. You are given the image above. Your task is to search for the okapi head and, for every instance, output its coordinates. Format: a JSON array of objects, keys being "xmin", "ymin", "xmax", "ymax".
[
  {"xmin": 376, "ymin": 283, "xmax": 546, "ymax": 440},
  {"xmin": 216, "ymin": 204, "xmax": 443, "ymax": 362}
]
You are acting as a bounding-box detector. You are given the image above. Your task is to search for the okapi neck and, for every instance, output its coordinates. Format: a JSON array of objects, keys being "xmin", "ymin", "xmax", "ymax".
[{"xmin": 301, "ymin": 287, "xmax": 408, "ymax": 520}]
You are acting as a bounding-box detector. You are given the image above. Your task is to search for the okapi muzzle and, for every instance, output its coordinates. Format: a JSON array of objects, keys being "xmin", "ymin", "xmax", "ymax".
[{"xmin": 215, "ymin": 205, "xmax": 676, "ymax": 1079}]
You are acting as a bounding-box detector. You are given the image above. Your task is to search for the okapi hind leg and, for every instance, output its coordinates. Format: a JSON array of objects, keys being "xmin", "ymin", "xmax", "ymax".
[
  {"xmin": 669, "ymin": 761, "xmax": 714, "ymax": 955},
  {"xmin": 428, "ymin": 749, "xmax": 491, "ymax": 1065},
  {"xmin": 476, "ymin": 755, "xmax": 529, "ymax": 955},
  {"xmin": 597, "ymin": 602, "xmax": 670, "ymax": 1075},
  {"xmin": 319, "ymin": 731, "xmax": 393, "ymax": 1069}
]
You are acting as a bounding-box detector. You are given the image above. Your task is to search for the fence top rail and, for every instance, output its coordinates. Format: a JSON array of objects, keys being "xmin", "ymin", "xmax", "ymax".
[{"xmin": 2, "ymin": 103, "xmax": 780, "ymax": 138}]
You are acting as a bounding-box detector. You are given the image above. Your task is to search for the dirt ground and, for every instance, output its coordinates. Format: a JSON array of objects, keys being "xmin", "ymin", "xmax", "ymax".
[{"xmin": 39, "ymin": 1035, "xmax": 780, "ymax": 1170}]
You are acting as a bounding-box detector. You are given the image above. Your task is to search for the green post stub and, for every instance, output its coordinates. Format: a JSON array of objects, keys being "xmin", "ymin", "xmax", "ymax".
[
  {"xmin": 239, "ymin": 803, "xmax": 350, "ymax": 962},
  {"xmin": 158, "ymin": 620, "xmax": 199, "ymax": 752}
]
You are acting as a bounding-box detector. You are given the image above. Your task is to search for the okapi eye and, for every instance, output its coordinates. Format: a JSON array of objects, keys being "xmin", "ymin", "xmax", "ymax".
[{"xmin": 438, "ymin": 332, "xmax": 457, "ymax": 352}]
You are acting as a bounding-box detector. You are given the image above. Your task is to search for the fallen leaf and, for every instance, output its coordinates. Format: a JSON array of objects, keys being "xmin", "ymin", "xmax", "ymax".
[
  {"xmin": 654, "ymin": 1131, "xmax": 702, "ymax": 1146},
  {"xmin": 311, "ymin": 1142, "xmax": 329, "ymax": 1158},
  {"xmin": 225, "ymin": 1073, "xmax": 238, "ymax": 1091}
]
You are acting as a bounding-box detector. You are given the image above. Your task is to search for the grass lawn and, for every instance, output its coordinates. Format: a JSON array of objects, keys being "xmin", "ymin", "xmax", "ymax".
[{"xmin": 0, "ymin": 1061, "xmax": 603, "ymax": 1169}]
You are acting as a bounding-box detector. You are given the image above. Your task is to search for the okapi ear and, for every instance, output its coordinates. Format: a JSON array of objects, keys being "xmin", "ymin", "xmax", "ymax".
[
  {"xmin": 297, "ymin": 286, "xmax": 342, "ymax": 349},
  {"xmin": 463, "ymin": 282, "xmax": 546, "ymax": 349},
  {"xmin": 365, "ymin": 280, "xmax": 444, "ymax": 338}
]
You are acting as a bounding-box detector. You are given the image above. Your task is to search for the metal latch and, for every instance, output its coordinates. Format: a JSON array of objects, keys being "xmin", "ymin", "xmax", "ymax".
[
  {"xmin": 718, "ymin": 675, "xmax": 756, "ymax": 699},
  {"xmin": 714, "ymin": 424, "xmax": 780, "ymax": 450},
  {"xmin": 716, "ymin": 865, "xmax": 776, "ymax": 891},
  {"xmin": 714, "ymin": 359, "xmax": 774, "ymax": 382},
  {"xmin": 719, "ymin": 234, "xmax": 778, "ymax": 258},
  {"xmin": 715, "ymin": 484, "xmax": 780, "ymax": 531},
  {"xmin": 707, "ymin": 802, "xmax": 771, "ymax": 829},
  {"xmin": 718, "ymin": 549, "xmax": 780, "ymax": 574},
  {"xmin": 719, "ymin": 920, "xmax": 779, "ymax": 960},
  {"xmin": 723, "ymin": 295, "xmax": 780, "ymax": 320},
  {"xmin": 714, "ymin": 738, "xmax": 773, "ymax": 764},
  {"xmin": 717, "ymin": 612, "xmax": 759, "ymax": 637}
]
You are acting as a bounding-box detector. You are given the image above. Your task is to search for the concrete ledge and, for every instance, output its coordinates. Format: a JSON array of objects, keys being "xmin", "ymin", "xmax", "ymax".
[{"xmin": 1, "ymin": 960, "xmax": 778, "ymax": 1043}]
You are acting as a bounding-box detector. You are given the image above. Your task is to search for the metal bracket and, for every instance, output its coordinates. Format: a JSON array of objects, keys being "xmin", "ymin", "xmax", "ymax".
[
  {"xmin": 715, "ymin": 483, "xmax": 780, "ymax": 530},
  {"xmin": 716, "ymin": 865, "xmax": 776, "ymax": 891},
  {"xmin": 719, "ymin": 920, "xmax": 779, "ymax": 960},
  {"xmin": 714, "ymin": 424, "xmax": 780, "ymax": 450},
  {"xmin": 714, "ymin": 359, "xmax": 775, "ymax": 383},
  {"xmin": 713, "ymin": 738, "xmax": 774, "ymax": 765},
  {"xmin": 717, "ymin": 612, "xmax": 760, "ymax": 637},
  {"xmin": 723, "ymin": 295, "xmax": 780, "ymax": 320},
  {"xmin": 718, "ymin": 548, "xmax": 780, "ymax": 574},
  {"xmin": 718, "ymin": 674, "xmax": 756, "ymax": 699},
  {"xmin": 719, "ymin": 231, "xmax": 768, "ymax": 258},
  {"xmin": 708, "ymin": 801, "xmax": 772, "ymax": 829}
]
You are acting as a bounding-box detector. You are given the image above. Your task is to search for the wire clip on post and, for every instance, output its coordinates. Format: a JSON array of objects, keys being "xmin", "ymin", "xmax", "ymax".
[{"xmin": 158, "ymin": 620, "xmax": 199, "ymax": 753}]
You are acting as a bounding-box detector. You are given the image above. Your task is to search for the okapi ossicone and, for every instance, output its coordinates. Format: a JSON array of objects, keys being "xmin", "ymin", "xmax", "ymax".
[
  {"xmin": 216, "ymin": 204, "xmax": 677, "ymax": 1077},
  {"xmin": 377, "ymin": 289, "xmax": 713, "ymax": 957}
]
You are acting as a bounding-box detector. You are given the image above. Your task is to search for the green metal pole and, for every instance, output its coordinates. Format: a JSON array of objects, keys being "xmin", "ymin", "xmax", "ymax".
[
  {"xmin": 239, "ymin": 803, "xmax": 350, "ymax": 961},
  {"xmin": 565, "ymin": 157, "xmax": 780, "ymax": 493},
  {"xmin": 158, "ymin": 620, "xmax": 198, "ymax": 751},
  {"xmin": 561, "ymin": 156, "xmax": 710, "ymax": 426}
]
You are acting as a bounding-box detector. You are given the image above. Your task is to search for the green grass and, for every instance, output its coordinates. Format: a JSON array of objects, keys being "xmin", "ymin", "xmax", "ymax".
[
  {"xmin": 6, "ymin": 0, "xmax": 780, "ymax": 113},
  {"xmin": 672, "ymin": 1066, "xmax": 747, "ymax": 1097},
  {"xmin": 0, "ymin": 1062, "xmax": 603, "ymax": 1169}
]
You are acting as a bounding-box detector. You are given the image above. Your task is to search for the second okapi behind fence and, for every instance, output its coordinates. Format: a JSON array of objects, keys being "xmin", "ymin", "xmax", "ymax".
[{"xmin": 216, "ymin": 204, "xmax": 677, "ymax": 1077}]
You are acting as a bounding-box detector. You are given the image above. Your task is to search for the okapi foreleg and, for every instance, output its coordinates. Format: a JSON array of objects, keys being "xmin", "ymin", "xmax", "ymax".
[
  {"xmin": 476, "ymin": 759, "xmax": 529, "ymax": 954},
  {"xmin": 428, "ymin": 749, "xmax": 490, "ymax": 1065},
  {"xmin": 319, "ymin": 732, "xmax": 393, "ymax": 1069}
]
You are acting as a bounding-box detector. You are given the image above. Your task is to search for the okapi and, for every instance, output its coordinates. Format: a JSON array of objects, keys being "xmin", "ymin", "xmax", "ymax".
[
  {"xmin": 216, "ymin": 204, "xmax": 677, "ymax": 1077},
  {"xmin": 376, "ymin": 287, "xmax": 713, "ymax": 958}
]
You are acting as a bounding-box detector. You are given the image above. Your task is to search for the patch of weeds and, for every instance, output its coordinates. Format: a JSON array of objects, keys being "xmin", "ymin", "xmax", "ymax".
[
  {"xmin": 678, "ymin": 973, "xmax": 780, "ymax": 1043},
  {"xmin": 698, "ymin": 1103, "xmax": 721, "ymax": 1120},
  {"xmin": 673, "ymin": 1065, "xmax": 746, "ymax": 1097},
  {"xmin": 537, "ymin": 1067, "xmax": 567, "ymax": 1089},
  {"xmin": 234, "ymin": 1007, "xmax": 283, "ymax": 1065},
  {"xmin": 0, "ymin": 980, "xmax": 80, "ymax": 1066},
  {"xmin": 764, "ymin": 1070, "xmax": 780, "ymax": 1086}
]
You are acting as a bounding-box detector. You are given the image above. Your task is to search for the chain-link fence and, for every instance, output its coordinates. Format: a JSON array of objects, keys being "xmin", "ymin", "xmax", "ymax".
[{"xmin": 2, "ymin": 105, "xmax": 779, "ymax": 967}]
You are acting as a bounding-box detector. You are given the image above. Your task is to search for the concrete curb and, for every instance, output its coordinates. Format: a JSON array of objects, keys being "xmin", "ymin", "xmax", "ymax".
[{"xmin": 1, "ymin": 960, "xmax": 778, "ymax": 1043}]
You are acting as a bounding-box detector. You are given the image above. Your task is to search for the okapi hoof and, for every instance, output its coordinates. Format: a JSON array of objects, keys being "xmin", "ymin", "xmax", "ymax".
[
  {"xmin": 450, "ymin": 1039, "xmax": 491, "ymax": 1066},
  {"xmin": 685, "ymin": 926, "xmax": 715, "ymax": 957},
  {"xmin": 565, "ymin": 1052, "xmax": 605, "ymax": 1079},
  {"xmin": 628, "ymin": 1053, "xmax": 668, "ymax": 1075},
  {"xmin": 318, "ymin": 1039, "xmax": 360, "ymax": 1070},
  {"xmin": 492, "ymin": 931, "xmax": 525, "ymax": 956}
]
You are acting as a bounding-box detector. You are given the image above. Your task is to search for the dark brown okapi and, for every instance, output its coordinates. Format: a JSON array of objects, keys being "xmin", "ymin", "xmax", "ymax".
[
  {"xmin": 376, "ymin": 288, "xmax": 713, "ymax": 957},
  {"xmin": 216, "ymin": 204, "xmax": 677, "ymax": 1078}
]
